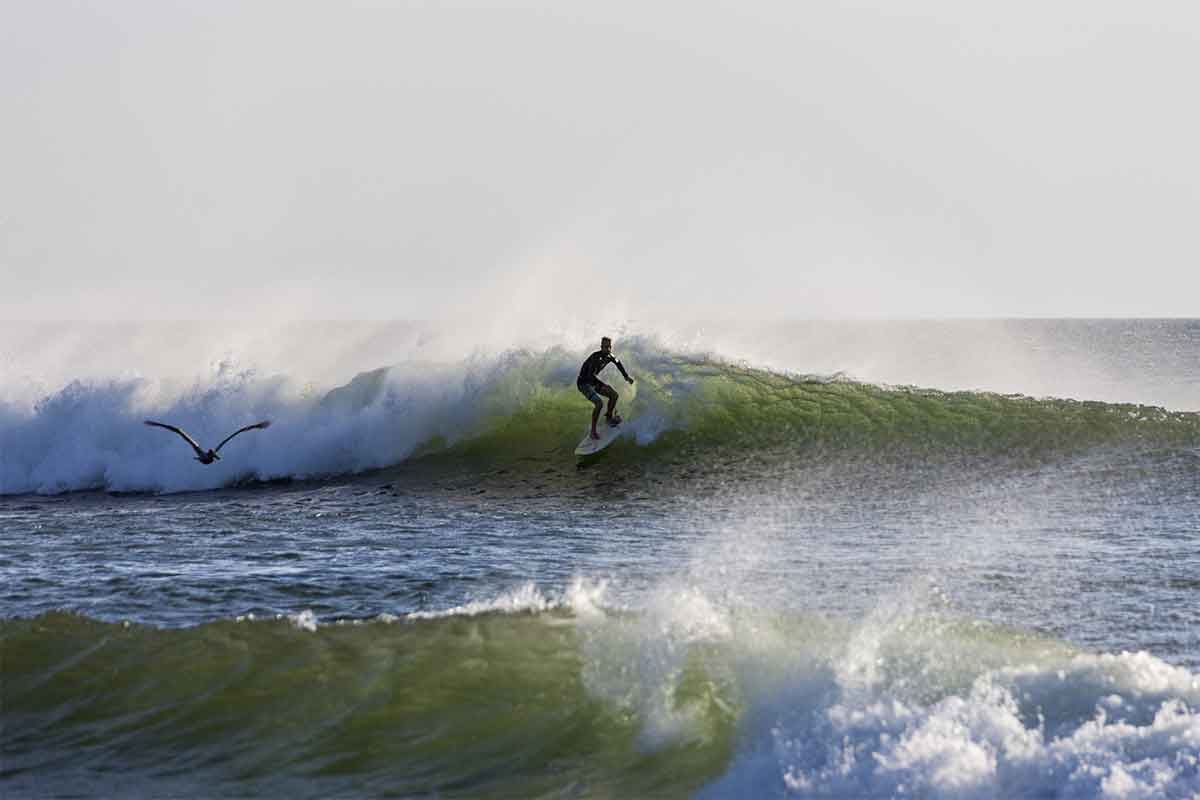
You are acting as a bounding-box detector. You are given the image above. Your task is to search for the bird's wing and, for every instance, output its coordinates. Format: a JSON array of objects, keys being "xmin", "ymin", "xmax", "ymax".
[
  {"xmin": 144, "ymin": 420, "xmax": 205, "ymax": 457},
  {"xmin": 213, "ymin": 420, "xmax": 271, "ymax": 453}
]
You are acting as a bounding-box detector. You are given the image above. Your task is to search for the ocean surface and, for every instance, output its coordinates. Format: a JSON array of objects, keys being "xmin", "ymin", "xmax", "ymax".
[{"xmin": 2, "ymin": 319, "xmax": 1198, "ymax": 798}]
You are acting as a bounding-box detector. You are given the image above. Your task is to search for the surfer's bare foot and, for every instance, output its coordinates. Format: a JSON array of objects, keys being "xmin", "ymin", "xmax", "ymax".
[{"xmin": 590, "ymin": 430, "xmax": 600, "ymax": 440}]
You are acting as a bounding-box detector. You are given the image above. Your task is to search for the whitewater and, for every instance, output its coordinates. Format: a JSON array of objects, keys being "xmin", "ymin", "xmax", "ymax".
[{"xmin": 2, "ymin": 319, "xmax": 1198, "ymax": 798}]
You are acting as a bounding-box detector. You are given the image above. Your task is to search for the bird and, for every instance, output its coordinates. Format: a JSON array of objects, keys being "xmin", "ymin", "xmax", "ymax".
[{"xmin": 144, "ymin": 419, "xmax": 271, "ymax": 464}]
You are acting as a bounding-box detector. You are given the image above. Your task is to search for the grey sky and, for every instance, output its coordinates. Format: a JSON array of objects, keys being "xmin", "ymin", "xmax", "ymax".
[{"xmin": 3, "ymin": 0, "xmax": 1198, "ymax": 321}]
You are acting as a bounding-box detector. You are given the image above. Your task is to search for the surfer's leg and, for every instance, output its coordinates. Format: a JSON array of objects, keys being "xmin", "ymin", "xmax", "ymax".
[
  {"xmin": 597, "ymin": 383, "xmax": 619, "ymax": 422},
  {"xmin": 580, "ymin": 380, "xmax": 604, "ymax": 438},
  {"xmin": 590, "ymin": 402, "xmax": 602, "ymax": 438}
]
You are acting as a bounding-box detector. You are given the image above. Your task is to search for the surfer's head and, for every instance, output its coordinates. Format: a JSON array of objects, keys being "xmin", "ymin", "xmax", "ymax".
[{"xmin": 601, "ymin": 336, "xmax": 612, "ymax": 352}]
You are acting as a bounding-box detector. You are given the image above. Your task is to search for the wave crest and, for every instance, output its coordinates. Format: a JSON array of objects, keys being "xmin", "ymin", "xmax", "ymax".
[{"xmin": 3, "ymin": 340, "xmax": 1197, "ymax": 494}]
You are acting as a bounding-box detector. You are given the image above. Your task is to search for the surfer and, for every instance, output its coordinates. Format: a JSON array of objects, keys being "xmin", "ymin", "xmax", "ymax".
[
  {"xmin": 144, "ymin": 420, "xmax": 271, "ymax": 464},
  {"xmin": 577, "ymin": 336, "xmax": 634, "ymax": 440}
]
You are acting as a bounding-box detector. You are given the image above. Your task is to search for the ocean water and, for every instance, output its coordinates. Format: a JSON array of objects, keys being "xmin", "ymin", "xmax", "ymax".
[{"xmin": 2, "ymin": 319, "xmax": 1198, "ymax": 798}]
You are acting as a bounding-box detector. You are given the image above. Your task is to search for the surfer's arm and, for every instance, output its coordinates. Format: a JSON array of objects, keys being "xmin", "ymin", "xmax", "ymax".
[{"xmin": 614, "ymin": 359, "xmax": 634, "ymax": 383}]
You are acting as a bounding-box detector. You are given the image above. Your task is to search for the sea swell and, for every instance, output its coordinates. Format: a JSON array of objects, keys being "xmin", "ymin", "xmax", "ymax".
[
  {"xmin": 2, "ymin": 338, "xmax": 1198, "ymax": 495},
  {"xmin": 3, "ymin": 583, "xmax": 1198, "ymax": 798}
]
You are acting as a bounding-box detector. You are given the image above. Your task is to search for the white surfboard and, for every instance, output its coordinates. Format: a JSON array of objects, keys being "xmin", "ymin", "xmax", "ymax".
[{"xmin": 574, "ymin": 418, "xmax": 625, "ymax": 456}]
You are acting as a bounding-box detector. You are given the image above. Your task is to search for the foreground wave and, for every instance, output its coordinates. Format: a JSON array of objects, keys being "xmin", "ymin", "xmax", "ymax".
[
  {"xmin": 3, "ymin": 583, "xmax": 1199, "ymax": 798},
  {"xmin": 3, "ymin": 340, "xmax": 1198, "ymax": 494}
]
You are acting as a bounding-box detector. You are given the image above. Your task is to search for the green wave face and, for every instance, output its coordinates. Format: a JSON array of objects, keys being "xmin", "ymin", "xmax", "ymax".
[
  {"xmin": 2, "ymin": 611, "xmax": 737, "ymax": 798},
  {"xmin": 8, "ymin": 597, "xmax": 1198, "ymax": 799},
  {"xmin": 413, "ymin": 343, "xmax": 1200, "ymax": 465},
  {"xmin": 0, "ymin": 606, "xmax": 1100, "ymax": 798}
]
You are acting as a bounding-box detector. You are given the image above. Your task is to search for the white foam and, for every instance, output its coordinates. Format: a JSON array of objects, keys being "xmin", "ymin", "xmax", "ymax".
[
  {"xmin": 233, "ymin": 609, "xmax": 319, "ymax": 631},
  {"xmin": 406, "ymin": 582, "xmax": 553, "ymax": 620},
  {"xmin": 562, "ymin": 576, "xmax": 612, "ymax": 621},
  {"xmin": 0, "ymin": 348, "xmax": 538, "ymax": 493},
  {"xmin": 285, "ymin": 609, "xmax": 318, "ymax": 632},
  {"xmin": 0, "ymin": 336, "xmax": 703, "ymax": 494},
  {"xmin": 700, "ymin": 648, "xmax": 1200, "ymax": 799},
  {"xmin": 404, "ymin": 577, "xmax": 612, "ymax": 621}
]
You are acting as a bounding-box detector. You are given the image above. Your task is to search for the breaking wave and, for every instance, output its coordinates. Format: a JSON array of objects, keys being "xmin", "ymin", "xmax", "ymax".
[
  {"xmin": 2, "ymin": 338, "xmax": 1197, "ymax": 494},
  {"xmin": 3, "ymin": 582, "xmax": 1198, "ymax": 797}
]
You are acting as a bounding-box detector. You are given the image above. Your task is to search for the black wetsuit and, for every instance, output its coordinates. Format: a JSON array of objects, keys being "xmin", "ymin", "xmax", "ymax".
[{"xmin": 577, "ymin": 350, "xmax": 631, "ymax": 394}]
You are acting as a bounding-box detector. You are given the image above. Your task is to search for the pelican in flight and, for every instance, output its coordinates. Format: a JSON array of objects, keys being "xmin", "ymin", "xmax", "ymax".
[{"xmin": 145, "ymin": 420, "xmax": 271, "ymax": 464}]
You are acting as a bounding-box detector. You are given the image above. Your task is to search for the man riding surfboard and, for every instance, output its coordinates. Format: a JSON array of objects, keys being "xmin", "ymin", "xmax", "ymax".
[{"xmin": 577, "ymin": 336, "xmax": 634, "ymax": 440}]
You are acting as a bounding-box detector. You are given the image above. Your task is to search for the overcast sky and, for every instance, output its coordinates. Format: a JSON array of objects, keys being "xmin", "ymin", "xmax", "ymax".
[{"xmin": 3, "ymin": 0, "xmax": 1198, "ymax": 321}]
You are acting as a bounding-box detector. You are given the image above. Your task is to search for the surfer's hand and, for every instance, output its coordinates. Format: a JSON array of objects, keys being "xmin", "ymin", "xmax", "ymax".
[{"xmin": 627, "ymin": 376, "xmax": 635, "ymax": 384}]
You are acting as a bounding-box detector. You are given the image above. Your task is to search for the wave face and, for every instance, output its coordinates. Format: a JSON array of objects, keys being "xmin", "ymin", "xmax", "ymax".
[
  {"xmin": 4, "ymin": 587, "xmax": 1199, "ymax": 798},
  {"xmin": 2, "ymin": 338, "xmax": 1198, "ymax": 494}
]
